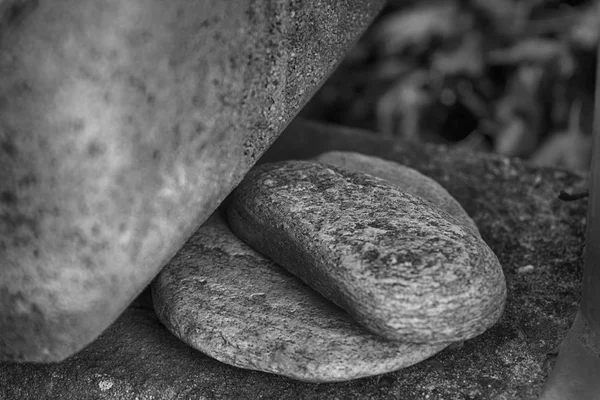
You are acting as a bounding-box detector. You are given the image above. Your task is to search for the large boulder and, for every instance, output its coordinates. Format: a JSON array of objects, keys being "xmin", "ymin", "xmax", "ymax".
[{"xmin": 0, "ymin": 1, "xmax": 385, "ymax": 362}]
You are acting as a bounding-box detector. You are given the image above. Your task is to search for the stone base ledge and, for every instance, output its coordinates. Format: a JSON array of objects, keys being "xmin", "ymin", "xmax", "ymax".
[{"xmin": 0, "ymin": 119, "xmax": 587, "ymax": 400}]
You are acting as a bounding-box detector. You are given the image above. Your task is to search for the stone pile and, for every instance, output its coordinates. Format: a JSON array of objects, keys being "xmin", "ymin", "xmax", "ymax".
[
  {"xmin": 2, "ymin": 120, "xmax": 584, "ymax": 399},
  {"xmin": 153, "ymin": 151, "xmax": 507, "ymax": 382}
]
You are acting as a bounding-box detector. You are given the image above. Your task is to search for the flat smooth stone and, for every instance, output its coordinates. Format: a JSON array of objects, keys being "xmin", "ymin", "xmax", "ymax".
[
  {"xmin": 314, "ymin": 151, "xmax": 480, "ymax": 236},
  {"xmin": 227, "ymin": 161, "xmax": 506, "ymax": 344},
  {"xmin": 151, "ymin": 214, "xmax": 447, "ymax": 382}
]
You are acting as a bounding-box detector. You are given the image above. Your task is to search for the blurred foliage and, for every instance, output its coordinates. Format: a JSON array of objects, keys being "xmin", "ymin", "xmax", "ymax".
[{"xmin": 301, "ymin": 0, "xmax": 598, "ymax": 171}]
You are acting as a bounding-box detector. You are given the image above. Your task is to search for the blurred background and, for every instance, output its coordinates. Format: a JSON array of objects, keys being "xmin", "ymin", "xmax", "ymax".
[{"xmin": 301, "ymin": 0, "xmax": 598, "ymax": 172}]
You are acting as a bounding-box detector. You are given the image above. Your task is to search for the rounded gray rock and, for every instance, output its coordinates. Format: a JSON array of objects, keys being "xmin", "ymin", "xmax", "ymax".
[
  {"xmin": 227, "ymin": 161, "xmax": 506, "ymax": 344},
  {"xmin": 314, "ymin": 151, "xmax": 480, "ymax": 236},
  {"xmin": 152, "ymin": 214, "xmax": 448, "ymax": 382}
]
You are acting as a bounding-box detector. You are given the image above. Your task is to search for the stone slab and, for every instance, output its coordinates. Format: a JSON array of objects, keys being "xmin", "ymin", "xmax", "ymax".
[{"xmin": 0, "ymin": 119, "xmax": 587, "ymax": 399}]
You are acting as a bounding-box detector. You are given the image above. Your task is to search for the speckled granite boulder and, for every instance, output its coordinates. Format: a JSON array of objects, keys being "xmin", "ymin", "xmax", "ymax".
[
  {"xmin": 0, "ymin": 0, "xmax": 384, "ymax": 362},
  {"xmin": 152, "ymin": 213, "xmax": 447, "ymax": 382},
  {"xmin": 227, "ymin": 161, "xmax": 506, "ymax": 343},
  {"xmin": 314, "ymin": 151, "xmax": 480, "ymax": 236}
]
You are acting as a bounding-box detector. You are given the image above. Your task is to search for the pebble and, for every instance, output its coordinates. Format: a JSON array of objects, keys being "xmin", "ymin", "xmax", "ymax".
[
  {"xmin": 152, "ymin": 213, "xmax": 448, "ymax": 382},
  {"xmin": 227, "ymin": 160, "xmax": 506, "ymax": 343},
  {"xmin": 517, "ymin": 265, "xmax": 535, "ymax": 274}
]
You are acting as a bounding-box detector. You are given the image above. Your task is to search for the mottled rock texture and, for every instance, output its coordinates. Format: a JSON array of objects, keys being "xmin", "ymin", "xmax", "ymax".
[
  {"xmin": 0, "ymin": 0, "xmax": 384, "ymax": 362},
  {"xmin": 314, "ymin": 151, "xmax": 480, "ymax": 235},
  {"xmin": 0, "ymin": 119, "xmax": 588, "ymax": 399},
  {"xmin": 227, "ymin": 160, "xmax": 506, "ymax": 343},
  {"xmin": 152, "ymin": 213, "xmax": 447, "ymax": 382}
]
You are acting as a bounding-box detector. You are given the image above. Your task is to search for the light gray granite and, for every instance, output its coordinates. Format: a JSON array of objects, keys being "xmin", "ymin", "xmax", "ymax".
[{"xmin": 0, "ymin": 0, "xmax": 384, "ymax": 362}]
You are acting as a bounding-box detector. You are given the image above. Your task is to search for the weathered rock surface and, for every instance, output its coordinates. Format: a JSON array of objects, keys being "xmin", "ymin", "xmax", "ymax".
[
  {"xmin": 0, "ymin": 0, "xmax": 384, "ymax": 362},
  {"xmin": 152, "ymin": 213, "xmax": 447, "ymax": 382},
  {"xmin": 227, "ymin": 160, "xmax": 506, "ymax": 343},
  {"xmin": 314, "ymin": 151, "xmax": 480, "ymax": 235},
  {"xmin": 0, "ymin": 120, "xmax": 588, "ymax": 399}
]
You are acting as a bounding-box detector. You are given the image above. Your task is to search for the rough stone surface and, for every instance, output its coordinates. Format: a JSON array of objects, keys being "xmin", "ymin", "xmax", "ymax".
[
  {"xmin": 314, "ymin": 151, "xmax": 480, "ymax": 236},
  {"xmin": 0, "ymin": 0, "xmax": 384, "ymax": 361},
  {"xmin": 227, "ymin": 160, "xmax": 506, "ymax": 343},
  {"xmin": 152, "ymin": 213, "xmax": 447, "ymax": 382},
  {"xmin": 0, "ymin": 120, "xmax": 588, "ymax": 399}
]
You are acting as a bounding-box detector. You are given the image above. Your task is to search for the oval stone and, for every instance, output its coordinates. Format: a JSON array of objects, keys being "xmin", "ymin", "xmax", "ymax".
[
  {"xmin": 314, "ymin": 151, "xmax": 480, "ymax": 236},
  {"xmin": 227, "ymin": 160, "xmax": 506, "ymax": 343},
  {"xmin": 152, "ymin": 213, "xmax": 448, "ymax": 382}
]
